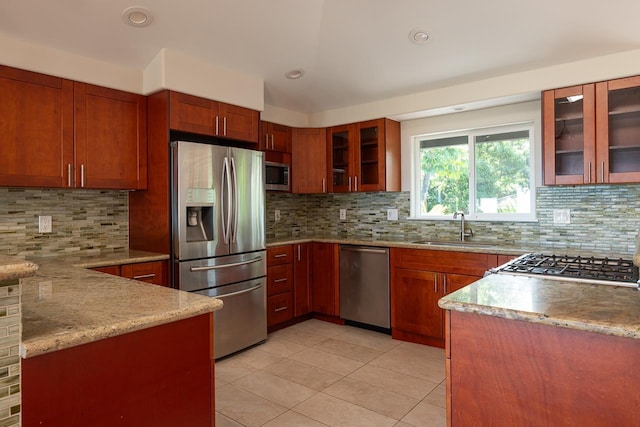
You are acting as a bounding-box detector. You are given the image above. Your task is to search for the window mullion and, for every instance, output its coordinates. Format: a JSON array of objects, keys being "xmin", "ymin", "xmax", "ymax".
[{"xmin": 468, "ymin": 134, "xmax": 476, "ymax": 216}]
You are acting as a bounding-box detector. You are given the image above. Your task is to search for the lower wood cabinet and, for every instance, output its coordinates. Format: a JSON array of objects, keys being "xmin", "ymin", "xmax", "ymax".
[
  {"xmin": 293, "ymin": 243, "xmax": 311, "ymax": 317},
  {"xmin": 91, "ymin": 260, "xmax": 168, "ymax": 287},
  {"xmin": 311, "ymin": 242, "xmax": 339, "ymax": 317}
]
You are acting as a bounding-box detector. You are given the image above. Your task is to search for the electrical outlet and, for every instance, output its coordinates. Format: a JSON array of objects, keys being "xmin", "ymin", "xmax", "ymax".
[
  {"xmin": 339, "ymin": 209, "xmax": 346, "ymax": 220},
  {"xmin": 387, "ymin": 208, "xmax": 398, "ymax": 221},
  {"xmin": 553, "ymin": 209, "xmax": 571, "ymax": 225},
  {"xmin": 39, "ymin": 215, "xmax": 52, "ymax": 233},
  {"xmin": 274, "ymin": 209, "xmax": 281, "ymax": 222}
]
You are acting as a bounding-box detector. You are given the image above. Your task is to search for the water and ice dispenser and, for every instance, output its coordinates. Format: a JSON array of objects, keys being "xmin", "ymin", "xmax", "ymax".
[{"xmin": 186, "ymin": 205, "xmax": 214, "ymax": 242}]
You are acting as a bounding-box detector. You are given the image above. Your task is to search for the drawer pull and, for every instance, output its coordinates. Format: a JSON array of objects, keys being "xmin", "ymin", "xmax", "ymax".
[
  {"xmin": 133, "ymin": 273, "xmax": 156, "ymax": 280},
  {"xmin": 274, "ymin": 306, "xmax": 288, "ymax": 312},
  {"xmin": 274, "ymin": 254, "xmax": 288, "ymax": 258},
  {"xmin": 273, "ymin": 278, "xmax": 288, "ymax": 283}
]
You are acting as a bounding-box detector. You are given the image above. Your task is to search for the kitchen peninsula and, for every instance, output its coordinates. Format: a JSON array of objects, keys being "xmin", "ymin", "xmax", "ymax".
[
  {"xmin": 439, "ymin": 274, "xmax": 640, "ymax": 426},
  {"xmin": 20, "ymin": 251, "xmax": 222, "ymax": 426}
]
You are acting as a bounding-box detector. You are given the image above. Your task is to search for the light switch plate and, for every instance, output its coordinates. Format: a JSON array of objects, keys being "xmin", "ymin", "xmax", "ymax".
[
  {"xmin": 553, "ymin": 209, "xmax": 571, "ymax": 225},
  {"xmin": 387, "ymin": 208, "xmax": 398, "ymax": 221}
]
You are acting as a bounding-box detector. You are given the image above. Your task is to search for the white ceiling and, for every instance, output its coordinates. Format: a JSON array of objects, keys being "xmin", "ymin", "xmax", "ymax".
[{"xmin": 2, "ymin": 0, "xmax": 640, "ymax": 115}]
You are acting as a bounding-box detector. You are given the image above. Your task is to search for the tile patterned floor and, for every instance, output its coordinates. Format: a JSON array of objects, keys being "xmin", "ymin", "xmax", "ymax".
[{"xmin": 215, "ymin": 319, "xmax": 446, "ymax": 427}]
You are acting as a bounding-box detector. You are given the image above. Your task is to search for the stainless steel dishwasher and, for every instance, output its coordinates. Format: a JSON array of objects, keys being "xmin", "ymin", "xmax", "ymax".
[{"xmin": 339, "ymin": 245, "xmax": 390, "ymax": 330}]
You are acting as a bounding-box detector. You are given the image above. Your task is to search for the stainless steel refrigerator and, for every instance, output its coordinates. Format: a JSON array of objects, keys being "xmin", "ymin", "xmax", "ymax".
[{"xmin": 171, "ymin": 140, "xmax": 266, "ymax": 359}]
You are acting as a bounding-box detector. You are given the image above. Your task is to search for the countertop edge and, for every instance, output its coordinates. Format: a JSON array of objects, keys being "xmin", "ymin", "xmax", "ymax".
[{"xmin": 0, "ymin": 258, "xmax": 39, "ymax": 282}]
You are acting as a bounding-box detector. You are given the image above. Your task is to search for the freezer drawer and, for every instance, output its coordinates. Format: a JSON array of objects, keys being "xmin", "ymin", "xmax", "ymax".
[{"xmin": 339, "ymin": 245, "xmax": 390, "ymax": 329}]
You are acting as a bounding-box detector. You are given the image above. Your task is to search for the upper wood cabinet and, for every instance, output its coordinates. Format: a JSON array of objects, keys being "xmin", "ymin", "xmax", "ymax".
[
  {"xmin": 292, "ymin": 128, "xmax": 328, "ymax": 194},
  {"xmin": 0, "ymin": 65, "xmax": 73, "ymax": 188},
  {"xmin": 75, "ymin": 83, "xmax": 147, "ymax": 190},
  {"xmin": 260, "ymin": 121, "xmax": 291, "ymax": 153},
  {"xmin": 169, "ymin": 91, "xmax": 259, "ymax": 144},
  {"xmin": 0, "ymin": 65, "xmax": 147, "ymax": 190},
  {"xmin": 327, "ymin": 118, "xmax": 400, "ymax": 193},
  {"xmin": 543, "ymin": 74, "xmax": 640, "ymax": 185}
]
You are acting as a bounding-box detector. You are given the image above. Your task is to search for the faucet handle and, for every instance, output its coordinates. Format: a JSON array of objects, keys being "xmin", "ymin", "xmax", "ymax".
[{"xmin": 453, "ymin": 211, "xmax": 465, "ymax": 219}]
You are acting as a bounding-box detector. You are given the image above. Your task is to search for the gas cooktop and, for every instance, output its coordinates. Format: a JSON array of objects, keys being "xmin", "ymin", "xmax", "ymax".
[{"xmin": 491, "ymin": 253, "xmax": 640, "ymax": 289}]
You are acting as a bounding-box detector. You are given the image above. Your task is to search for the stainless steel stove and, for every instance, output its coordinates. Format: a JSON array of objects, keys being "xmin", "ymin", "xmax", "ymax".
[{"xmin": 490, "ymin": 253, "xmax": 640, "ymax": 289}]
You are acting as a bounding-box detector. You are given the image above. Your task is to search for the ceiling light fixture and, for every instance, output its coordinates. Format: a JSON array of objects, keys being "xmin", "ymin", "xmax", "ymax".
[
  {"xmin": 285, "ymin": 69, "xmax": 305, "ymax": 80},
  {"xmin": 122, "ymin": 6, "xmax": 153, "ymax": 27},
  {"xmin": 409, "ymin": 29, "xmax": 430, "ymax": 45}
]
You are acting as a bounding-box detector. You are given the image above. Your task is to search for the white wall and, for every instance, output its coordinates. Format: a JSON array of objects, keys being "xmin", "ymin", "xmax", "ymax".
[{"xmin": 400, "ymin": 100, "xmax": 542, "ymax": 192}]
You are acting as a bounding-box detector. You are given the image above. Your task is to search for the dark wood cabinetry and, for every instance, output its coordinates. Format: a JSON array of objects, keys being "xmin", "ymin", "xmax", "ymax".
[
  {"xmin": 327, "ymin": 118, "xmax": 400, "ymax": 193},
  {"xmin": 267, "ymin": 246, "xmax": 294, "ymax": 329},
  {"xmin": 0, "ymin": 65, "xmax": 146, "ymax": 189},
  {"xmin": 169, "ymin": 91, "xmax": 259, "ymax": 144},
  {"xmin": 543, "ymin": 74, "xmax": 640, "ymax": 185},
  {"xmin": 260, "ymin": 121, "xmax": 291, "ymax": 152},
  {"xmin": 390, "ymin": 248, "xmax": 492, "ymax": 347},
  {"xmin": 291, "ymin": 128, "xmax": 328, "ymax": 194},
  {"xmin": 91, "ymin": 260, "xmax": 168, "ymax": 287},
  {"xmin": 293, "ymin": 243, "xmax": 311, "ymax": 317},
  {"xmin": 311, "ymin": 242, "xmax": 339, "ymax": 317}
]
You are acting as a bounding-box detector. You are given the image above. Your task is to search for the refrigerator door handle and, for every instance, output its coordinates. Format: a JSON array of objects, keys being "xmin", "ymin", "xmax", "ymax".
[
  {"xmin": 231, "ymin": 156, "xmax": 239, "ymax": 243},
  {"xmin": 189, "ymin": 256, "xmax": 263, "ymax": 272},
  {"xmin": 221, "ymin": 156, "xmax": 232, "ymax": 244}
]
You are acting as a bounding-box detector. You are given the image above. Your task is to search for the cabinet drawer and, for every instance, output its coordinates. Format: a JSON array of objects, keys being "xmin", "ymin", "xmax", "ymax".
[
  {"xmin": 121, "ymin": 261, "xmax": 166, "ymax": 286},
  {"xmin": 267, "ymin": 292, "xmax": 293, "ymax": 327},
  {"xmin": 267, "ymin": 264, "xmax": 293, "ymax": 296},
  {"xmin": 92, "ymin": 265, "xmax": 121, "ymax": 276},
  {"xmin": 267, "ymin": 245, "xmax": 293, "ymax": 266},
  {"xmin": 391, "ymin": 248, "xmax": 491, "ymax": 277}
]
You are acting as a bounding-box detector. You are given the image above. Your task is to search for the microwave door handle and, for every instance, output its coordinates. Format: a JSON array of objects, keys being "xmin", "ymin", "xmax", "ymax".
[{"xmin": 230, "ymin": 156, "xmax": 239, "ymax": 243}]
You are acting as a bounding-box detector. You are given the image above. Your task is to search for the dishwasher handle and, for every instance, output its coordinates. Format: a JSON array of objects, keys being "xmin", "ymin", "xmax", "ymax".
[{"xmin": 340, "ymin": 246, "xmax": 388, "ymax": 255}]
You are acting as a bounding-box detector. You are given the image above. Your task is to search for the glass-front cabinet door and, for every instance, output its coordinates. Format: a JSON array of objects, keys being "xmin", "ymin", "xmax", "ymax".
[
  {"xmin": 595, "ymin": 76, "xmax": 640, "ymax": 183},
  {"xmin": 328, "ymin": 124, "xmax": 353, "ymax": 192},
  {"xmin": 542, "ymin": 84, "xmax": 595, "ymax": 185},
  {"xmin": 357, "ymin": 119, "xmax": 385, "ymax": 192}
]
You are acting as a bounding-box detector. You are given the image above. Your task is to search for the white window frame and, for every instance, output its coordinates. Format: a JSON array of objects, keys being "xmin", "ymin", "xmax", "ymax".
[{"xmin": 410, "ymin": 121, "xmax": 537, "ymax": 222}]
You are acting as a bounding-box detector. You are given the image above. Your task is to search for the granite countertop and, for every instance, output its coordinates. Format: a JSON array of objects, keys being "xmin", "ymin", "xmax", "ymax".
[
  {"xmin": 0, "ymin": 254, "xmax": 38, "ymax": 282},
  {"xmin": 439, "ymin": 273, "xmax": 640, "ymax": 339},
  {"xmin": 20, "ymin": 250, "xmax": 222, "ymax": 359}
]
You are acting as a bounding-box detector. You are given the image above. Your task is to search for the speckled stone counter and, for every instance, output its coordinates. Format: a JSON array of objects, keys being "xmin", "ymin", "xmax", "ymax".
[
  {"xmin": 0, "ymin": 254, "xmax": 38, "ymax": 281},
  {"xmin": 439, "ymin": 273, "xmax": 640, "ymax": 339},
  {"xmin": 21, "ymin": 251, "xmax": 222, "ymax": 358}
]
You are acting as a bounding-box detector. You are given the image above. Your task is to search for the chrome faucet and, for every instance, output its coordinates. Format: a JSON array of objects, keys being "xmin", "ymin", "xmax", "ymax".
[{"xmin": 453, "ymin": 211, "xmax": 473, "ymax": 242}]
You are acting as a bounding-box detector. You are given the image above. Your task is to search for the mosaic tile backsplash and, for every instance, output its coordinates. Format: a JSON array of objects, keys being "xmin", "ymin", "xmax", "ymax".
[
  {"xmin": 267, "ymin": 184, "xmax": 640, "ymax": 257},
  {"xmin": 0, "ymin": 188, "xmax": 128, "ymax": 258},
  {"xmin": 0, "ymin": 278, "xmax": 20, "ymax": 427}
]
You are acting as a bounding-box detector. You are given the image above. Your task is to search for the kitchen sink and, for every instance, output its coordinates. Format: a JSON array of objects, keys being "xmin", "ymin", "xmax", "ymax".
[{"xmin": 410, "ymin": 240, "xmax": 495, "ymax": 248}]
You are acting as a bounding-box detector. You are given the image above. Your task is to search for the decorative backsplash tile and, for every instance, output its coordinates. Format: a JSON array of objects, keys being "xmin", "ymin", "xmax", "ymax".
[
  {"xmin": 0, "ymin": 278, "xmax": 21, "ymax": 427},
  {"xmin": 0, "ymin": 188, "xmax": 128, "ymax": 258},
  {"xmin": 267, "ymin": 184, "xmax": 640, "ymax": 257}
]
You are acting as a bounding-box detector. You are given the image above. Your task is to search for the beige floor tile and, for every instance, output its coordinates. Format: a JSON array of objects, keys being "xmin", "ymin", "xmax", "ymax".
[
  {"xmin": 324, "ymin": 377, "xmax": 420, "ymax": 420},
  {"xmin": 232, "ymin": 370, "xmax": 317, "ymax": 409},
  {"xmin": 260, "ymin": 335, "xmax": 307, "ymax": 357},
  {"xmin": 215, "ymin": 357, "xmax": 257, "ymax": 384},
  {"xmin": 216, "ymin": 384, "xmax": 287, "ymax": 427},
  {"xmin": 264, "ymin": 358, "xmax": 343, "ymax": 391},
  {"xmin": 422, "ymin": 381, "xmax": 446, "ymax": 409},
  {"xmin": 229, "ymin": 346, "xmax": 283, "ymax": 369},
  {"xmin": 313, "ymin": 338, "xmax": 383, "ymax": 363},
  {"xmin": 331, "ymin": 327, "xmax": 401, "ymax": 352},
  {"xmin": 290, "ymin": 319, "xmax": 348, "ymax": 338},
  {"xmin": 393, "ymin": 422, "xmax": 415, "ymax": 427},
  {"xmin": 263, "ymin": 410, "xmax": 328, "ymax": 427},
  {"xmin": 215, "ymin": 412, "xmax": 243, "ymax": 427},
  {"xmin": 294, "ymin": 393, "xmax": 397, "ymax": 427},
  {"xmin": 289, "ymin": 347, "xmax": 364, "ymax": 376},
  {"xmin": 401, "ymin": 401, "xmax": 446, "ymax": 427},
  {"xmin": 270, "ymin": 326, "xmax": 329, "ymax": 347},
  {"xmin": 348, "ymin": 364, "xmax": 439, "ymax": 400},
  {"xmin": 370, "ymin": 344, "xmax": 445, "ymax": 383}
]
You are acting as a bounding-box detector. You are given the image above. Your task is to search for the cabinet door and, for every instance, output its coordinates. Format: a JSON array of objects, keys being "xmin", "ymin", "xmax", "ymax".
[
  {"xmin": 328, "ymin": 124, "xmax": 356, "ymax": 192},
  {"xmin": 260, "ymin": 122, "xmax": 291, "ymax": 152},
  {"xmin": 292, "ymin": 128, "xmax": 328, "ymax": 194},
  {"xmin": 311, "ymin": 242, "xmax": 338, "ymax": 316},
  {"xmin": 444, "ymin": 273, "xmax": 480, "ymax": 295},
  {"xmin": 543, "ymin": 84, "xmax": 596, "ymax": 185},
  {"xmin": 391, "ymin": 268, "xmax": 443, "ymax": 340},
  {"xmin": 75, "ymin": 83, "xmax": 147, "ymax": 189},
  {"xmin": 294, "ymin": 243, "xmax": 311, "ymax": 317},
  {"xmin": 357, "ymin": 119, "xmax": 386, "ymax": 192},
  {"xmin": 0, "ymin": 65, "xmax": 74, "ymax": 188},
  {"xmin": 169, "ymin": 91, "xmax": 216, "ymax": 136},
  {"xmin": 595, "ymin": 76, "xmax": 640, "ymax": 184},
  {"xmin": 218, "ymin": 102, "xmax": 259, "ymax": 143}
]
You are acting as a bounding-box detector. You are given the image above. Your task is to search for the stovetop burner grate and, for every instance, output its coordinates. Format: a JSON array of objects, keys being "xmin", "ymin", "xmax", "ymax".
[{"xmin": 499, "ymin": 253, "xmax": 639, "ymax": 284}]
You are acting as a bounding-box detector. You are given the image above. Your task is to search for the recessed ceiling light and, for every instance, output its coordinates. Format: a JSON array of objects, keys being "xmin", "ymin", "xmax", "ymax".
[
  {"xmin": 122, "ymin": 6, "xmax": 153, "ymax": 27},
  {"xmin": 409, "ymin": 29, "xmax": 430, "ymax": 45},
  {"xmin": 285, "ymin": 69, "xmax": 305, "ymax": 80}
]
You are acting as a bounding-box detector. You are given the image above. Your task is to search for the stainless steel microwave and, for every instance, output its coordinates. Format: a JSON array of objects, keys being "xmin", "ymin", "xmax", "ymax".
[{"xmin": 265, "ymin": 161, "xmax": 290, "ymax": 191}]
